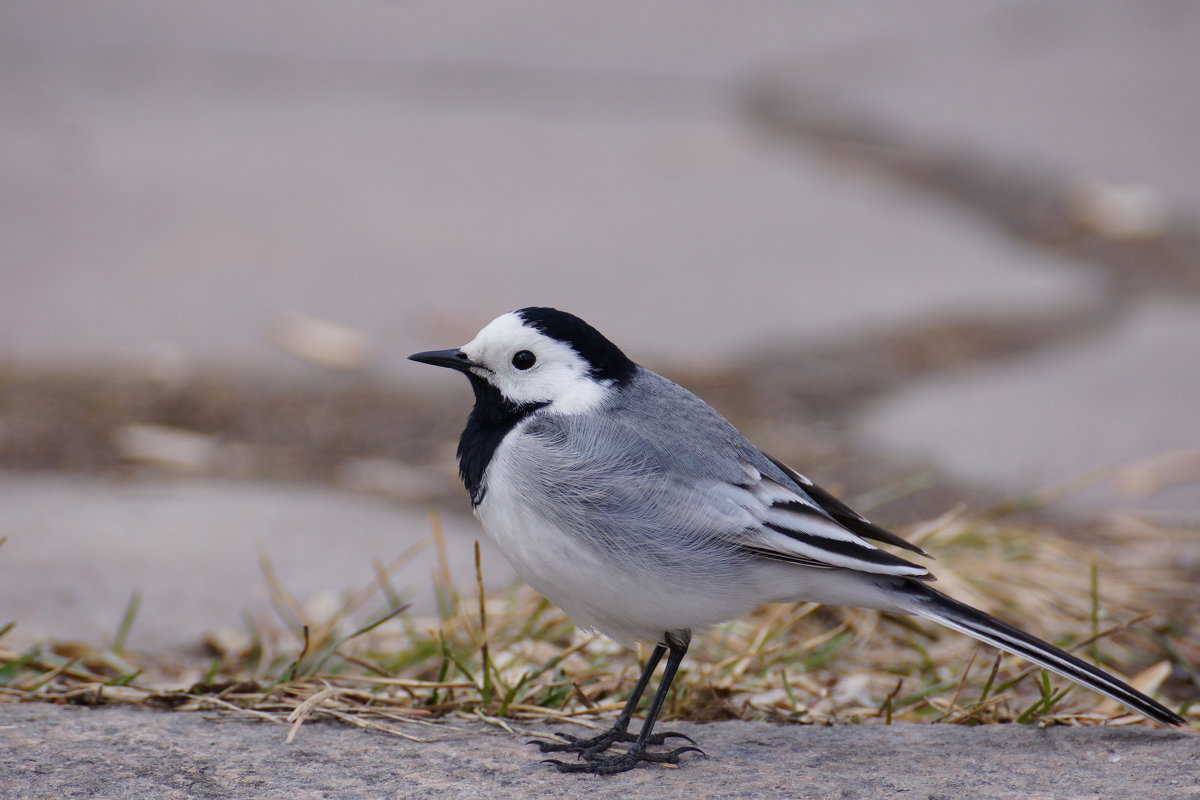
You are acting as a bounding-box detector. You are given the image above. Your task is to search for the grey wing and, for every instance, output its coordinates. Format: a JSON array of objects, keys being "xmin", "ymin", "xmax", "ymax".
[{"xmin": 519, "ymin": 369, "xmax": 931, "ymax": 580}]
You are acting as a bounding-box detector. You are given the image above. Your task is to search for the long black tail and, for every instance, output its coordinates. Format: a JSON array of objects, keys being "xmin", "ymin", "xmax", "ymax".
[{"xmin": 896, "ymin": 581, "xmax": 1184, "ymax": 726}]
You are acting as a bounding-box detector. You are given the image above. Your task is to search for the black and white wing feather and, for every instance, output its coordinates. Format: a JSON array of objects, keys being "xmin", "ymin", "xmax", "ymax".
[
  {"xmin": 731, "ymin": 460, "xmax": 932, "ymax": 580},
  {"xmin": 765, "ymin": 456, "xmax": 930, "ymax": 557}
]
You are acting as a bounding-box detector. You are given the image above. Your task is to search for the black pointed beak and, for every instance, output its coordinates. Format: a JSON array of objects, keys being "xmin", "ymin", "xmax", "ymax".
[{"xmin": 408, "ymin": 348, "xmax": 474, "ymax": 372}]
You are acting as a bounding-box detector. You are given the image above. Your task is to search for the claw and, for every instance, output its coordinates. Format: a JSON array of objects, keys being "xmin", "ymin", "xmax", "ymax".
[
  {"xmin": 661, "ymin": 745, "xmax": 707, "ymax": 761},
  {"xmin": 648, "ymin": 730, "xmax": 696, "ymax": 746}
]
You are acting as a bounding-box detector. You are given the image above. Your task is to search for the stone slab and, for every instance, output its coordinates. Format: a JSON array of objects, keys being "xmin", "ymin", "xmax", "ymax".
[
  {"xmin": 2, "ymin": 704, "xmax": 1197, "ymax": 799},
  {"xmin": 860, "ymin": 301, "xmax": 1200, "ymax": 516},
  {"xmin": 765, "ymin": 0, "xmax": 1200, "ymax": 211},
  {"xmin": 0, "ymin": 0, "xmax": 1022, "ymax": 83},
  {"xmin": 0, "ymin": 474, "xmax": 510, "ymax": 653},
  {"xmin": 0, "ymin": 1, "xmax": 1096, "ymax": 376}
]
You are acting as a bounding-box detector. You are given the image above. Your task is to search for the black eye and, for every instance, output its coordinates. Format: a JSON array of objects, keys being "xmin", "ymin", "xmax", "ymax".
[{"xmin": 511, "ymin": 350, "xmax": 536, "ymax": 370}]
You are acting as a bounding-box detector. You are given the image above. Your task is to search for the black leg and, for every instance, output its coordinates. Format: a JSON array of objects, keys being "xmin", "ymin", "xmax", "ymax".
[
  {"xmin": 533, "ymin": 644, "xmax": 665, "ymax": 754},
  {"xmin": 533, "ymin": 643, "xmax": 695, "ymax": 756},
  {"xmin": 542, "ymin": 631, "xmax": 706, "ymax": 774}
]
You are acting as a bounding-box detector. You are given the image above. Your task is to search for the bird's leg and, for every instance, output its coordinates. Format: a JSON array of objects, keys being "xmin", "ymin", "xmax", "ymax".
[
  {"xmin": 543, "ymin": 631, "xmax": 705, "ymax": 774},
  {"xmin": 534, "ymin": 643, "xmax": 692, "ymax": 755}
]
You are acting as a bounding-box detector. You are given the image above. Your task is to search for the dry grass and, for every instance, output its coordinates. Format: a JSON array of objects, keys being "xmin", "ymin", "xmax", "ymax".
[{"xmin": 1, "ymin": 501, "xmax": 1196, "ymax": 743}]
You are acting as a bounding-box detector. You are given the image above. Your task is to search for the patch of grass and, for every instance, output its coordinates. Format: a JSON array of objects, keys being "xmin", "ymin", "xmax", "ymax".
[{"xmin": 1, "ymin": 506, "xmax": 1195, "ymax": 740}]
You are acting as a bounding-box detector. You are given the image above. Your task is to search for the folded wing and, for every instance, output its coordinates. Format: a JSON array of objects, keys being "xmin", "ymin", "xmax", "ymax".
[{"xmin": 731, "ymin": 460, "xmax": 932, "ymax": 580}]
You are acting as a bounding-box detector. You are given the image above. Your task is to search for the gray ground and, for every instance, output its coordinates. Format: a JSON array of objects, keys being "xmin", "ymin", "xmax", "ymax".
[
  {"xmin": 1, "ymin": 0, "xmax": 1198, "ymax": 796},
  {"xmin": 2, "ymin": 704, "xmax": 1197, "ymax": 800}
]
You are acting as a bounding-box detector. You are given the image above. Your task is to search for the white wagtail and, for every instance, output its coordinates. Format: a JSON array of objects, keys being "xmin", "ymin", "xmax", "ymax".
[{"xmin": 410, "ymin": 307, "xmax": 1184, "ymax": 774}]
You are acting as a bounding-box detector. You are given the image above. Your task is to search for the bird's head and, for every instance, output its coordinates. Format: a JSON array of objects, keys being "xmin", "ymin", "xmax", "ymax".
[{"xmin": 409, "ymin": 307, "xmax": 636, "ymax": 414}]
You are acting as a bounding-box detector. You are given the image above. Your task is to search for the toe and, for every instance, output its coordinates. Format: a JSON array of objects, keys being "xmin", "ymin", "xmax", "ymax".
[{"xmin": 544, "ymin": 758, "xmax": 602, "ymax": 774}]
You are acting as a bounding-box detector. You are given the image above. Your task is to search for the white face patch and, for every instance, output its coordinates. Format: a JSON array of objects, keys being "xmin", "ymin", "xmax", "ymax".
[{"xmin": 459, "ymin": 312, "xmax": 612, "ymax": 414}]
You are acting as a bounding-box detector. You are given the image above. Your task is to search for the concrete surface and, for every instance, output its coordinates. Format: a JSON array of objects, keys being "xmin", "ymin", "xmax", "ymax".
[
  {"xmin": 0, "ymin": 0, "xmax": 1102, "ymax": 375},
  {"xmin": 763, "ymin": 0, "xmax": 1200, "ymax": 212},
  {"xmin": 861, "ymin": 301, "xmax": 1200, "ymax": 517},
  {"xmin": 2, "ymin": 704, "xmax": 1197, "ymax": 799},
  {"xmin": 0, "ymin": 474, "xmax": 514, "ymax": 653}
]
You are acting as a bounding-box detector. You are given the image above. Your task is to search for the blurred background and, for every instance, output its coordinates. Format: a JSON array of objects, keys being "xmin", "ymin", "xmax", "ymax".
[{"xmin": 1, "ymin": 1, "xmax": 1197, "ymax": 662}]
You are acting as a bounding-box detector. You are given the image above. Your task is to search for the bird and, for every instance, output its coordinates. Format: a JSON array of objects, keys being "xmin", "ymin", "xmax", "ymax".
[{"xmin": 409, "ymin": 306, "xmax": 1184, "ymax": 775}]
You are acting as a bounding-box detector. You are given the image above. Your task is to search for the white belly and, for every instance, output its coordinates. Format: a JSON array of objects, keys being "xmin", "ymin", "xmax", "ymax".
[{"xmin": 474, "ymin": 451, "xmax": 759, "ymax": 645}]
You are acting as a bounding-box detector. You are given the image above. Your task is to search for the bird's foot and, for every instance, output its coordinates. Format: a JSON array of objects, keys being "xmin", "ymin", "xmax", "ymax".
[
  {"xmin": 543, "ymin": 742, "xmax": 706, "ymax": 775},
  {"xmin": 531, "ymin": 726, "xmax": 694, "ymax": 756}
]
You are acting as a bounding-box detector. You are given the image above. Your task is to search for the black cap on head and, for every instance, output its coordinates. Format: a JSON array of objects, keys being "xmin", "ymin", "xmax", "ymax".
[{"xmin": 515, "ymin": 307, "xmax": 637, "ymax": 383}]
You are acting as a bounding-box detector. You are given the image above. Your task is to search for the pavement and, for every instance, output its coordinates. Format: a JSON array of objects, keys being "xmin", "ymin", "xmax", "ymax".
[
  {"xmin": 0, "ymin": 2, "xmax": 1098, "ymax": 375},
  {"xmin": 1, "ymin": 1, "xmax": 1198, "ymax": 796},
  {"xmin": 0, "ymin": 474, "xmax": 513, "ymax": 652},
  {"xmin": 860, "ymin": 300, "xmax": 1200, "ymax": 516},
  {"xmin": 3, "ymin": 704, "xmax": 1197, "ymax": 800}
]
